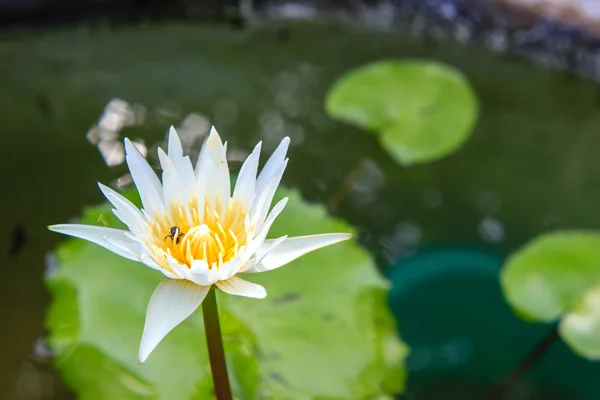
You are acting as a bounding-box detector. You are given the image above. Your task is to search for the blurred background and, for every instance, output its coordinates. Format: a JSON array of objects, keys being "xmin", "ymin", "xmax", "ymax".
[{"xmin": 3, "ymin": 0, "xmax": 600, "ymax": 399}]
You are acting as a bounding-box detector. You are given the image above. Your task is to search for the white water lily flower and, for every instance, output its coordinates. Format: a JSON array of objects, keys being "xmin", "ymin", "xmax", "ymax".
[{"xmin": 49, "ymin": 126, "xmax": 351, "ymax": 363}]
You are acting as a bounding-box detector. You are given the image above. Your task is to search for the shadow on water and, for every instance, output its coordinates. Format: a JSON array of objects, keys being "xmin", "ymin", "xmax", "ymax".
[{"xmin": 1, "ymin": 19, "xmax": 600, "ymax": 399}]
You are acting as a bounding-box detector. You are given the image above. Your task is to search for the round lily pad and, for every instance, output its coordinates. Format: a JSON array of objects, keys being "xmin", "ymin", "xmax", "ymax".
[
  {"xmin": 325, "ymin": 60, "xmax": 479, "ymax": 165},
  {"xmin": 46, "ymin": 188, "xmax": 407, "ymax": 399}
]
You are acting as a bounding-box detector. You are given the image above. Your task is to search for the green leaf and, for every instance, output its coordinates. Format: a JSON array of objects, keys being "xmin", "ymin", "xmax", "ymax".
[
  {"xmin": 325, "ymin": 60, "xmax": 478, "ymax": 165},
  {"xmin": 560, "ymin": 282, "xmax": 600, "ymax": 359},
  {"xmin": 46, "ymin": 188, "xmax": 407, "ymax": 399},
  {"xmin": 501, "ymin": 231, "xmax": 600, "ymax": 359}
]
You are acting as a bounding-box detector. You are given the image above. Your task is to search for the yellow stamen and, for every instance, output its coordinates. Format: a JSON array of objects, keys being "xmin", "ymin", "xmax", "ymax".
[{"xmin": 148, "ymin": 198, "xmax": 249, "ymax": 271}]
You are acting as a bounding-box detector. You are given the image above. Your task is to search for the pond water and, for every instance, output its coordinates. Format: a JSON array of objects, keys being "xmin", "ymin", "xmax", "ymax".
[{"xmin": 2, "ymin": 19, "xmax": 600, "ymax": 399}]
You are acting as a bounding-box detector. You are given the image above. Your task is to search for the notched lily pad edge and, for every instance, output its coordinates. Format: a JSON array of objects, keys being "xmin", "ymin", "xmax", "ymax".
[{"xmin": 501, "ymin": 230, "xmax": 600, "ymax": 360}]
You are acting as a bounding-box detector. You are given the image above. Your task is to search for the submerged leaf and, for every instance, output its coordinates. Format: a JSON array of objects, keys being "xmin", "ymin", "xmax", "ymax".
[
  {"xmin": 325, "ymin": 60, "xmax": 478, "ymax": 165},
  {"xmin": 46, "ymin": 188, "xmax": 406, "ymax": 399}
]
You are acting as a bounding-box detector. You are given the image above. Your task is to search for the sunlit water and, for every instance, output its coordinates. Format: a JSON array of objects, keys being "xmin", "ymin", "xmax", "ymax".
[{"xmin": 2, "ymin": 20, "xmax": 600, "ymax": 399}]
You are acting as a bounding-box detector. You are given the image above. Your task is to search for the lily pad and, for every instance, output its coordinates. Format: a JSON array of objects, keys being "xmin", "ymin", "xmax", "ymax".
[
  {"xmin": 325, "ymin": 60, "xmax": 478, "ymax": 165},
  {"xmin": 561, "ymin": 282, "xmax": 600, "ymax": 359},
  {"xmin": 46, "ymin": 187, "xmax": 407, "ymax": 399},
  {"xmin": 501, "ymin": 231, "xmax": 600, "ymax": 359}
]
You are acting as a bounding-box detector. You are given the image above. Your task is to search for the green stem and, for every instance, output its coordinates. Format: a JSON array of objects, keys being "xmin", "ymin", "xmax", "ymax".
[
  {"xmin": 202, "ymin": 287, "xmax": 233, "ymax": 400},
  {"xmin": 483, "ymin": 328, "xmax": 559, "ymax": 400}
]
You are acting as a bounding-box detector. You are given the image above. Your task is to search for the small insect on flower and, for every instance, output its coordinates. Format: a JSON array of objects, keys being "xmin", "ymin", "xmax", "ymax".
[
  {"xmin": 49, "ymin": 126, "xmax": 352, "ymax": 363},
  {"xmin": 164, "ymin": 226, "xmax": 185, "ymax": 244}
]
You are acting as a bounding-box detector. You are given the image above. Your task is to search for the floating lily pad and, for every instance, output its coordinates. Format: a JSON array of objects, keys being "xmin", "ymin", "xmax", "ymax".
[
  {"xmin": 325, "ymin": 60, "xmax": 478, "ymax": 165},
  {"xmin": 501, "ymin": 231, "xmax": 600, "ymax": 359},
  {"xmin": 46, "ymin": 187, "xmax": 406, "ymax": 399}
]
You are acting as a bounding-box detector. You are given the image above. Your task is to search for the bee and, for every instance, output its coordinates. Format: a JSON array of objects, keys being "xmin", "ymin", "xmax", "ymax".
[{"xmin": 164, "ymin": 226, "xmax": 185, "ymax": 244}]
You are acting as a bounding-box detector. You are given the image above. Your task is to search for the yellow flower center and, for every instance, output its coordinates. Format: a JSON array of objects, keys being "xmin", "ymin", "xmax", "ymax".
[{"xmin": 149, "ymin": 199, "xmax": 250, "ymax": 272}]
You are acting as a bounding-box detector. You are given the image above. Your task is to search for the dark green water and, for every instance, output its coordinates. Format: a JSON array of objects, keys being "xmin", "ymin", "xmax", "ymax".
[{"xmin": 2, "ymin": 20, "xmax": 600, "ymax": 399}]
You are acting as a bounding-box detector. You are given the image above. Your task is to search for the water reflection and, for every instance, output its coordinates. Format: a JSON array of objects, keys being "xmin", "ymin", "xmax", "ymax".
[
  {"xmin": 478, "ymin": 217, "xmax": 505, "ymax": 243},
  {"xmin": 86, "ymin": 99, "xmax": 147, "ymax": 166},
  {"xmin": 173, "ymin": 113, "xmax": 211, "ymax": 157}
]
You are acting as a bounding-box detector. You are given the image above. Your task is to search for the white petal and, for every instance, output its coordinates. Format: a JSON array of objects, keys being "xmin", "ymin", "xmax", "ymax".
[
  {"xmin": 248, "ymin": 197, "xmax": 288, "ymax": 254},
  {"xmin": 161, "ymin": 253, "xmax": 190, "ymax": 278},
  {"xmin": 139, "ymin": 252, "xmax": 180, "ymax": 279},
  {"xmin": 48, "ymin": 224, "xmax": 141, "ymax": 261},
  {"xmin": 103, "ymin": 236, "xmax": 145, "ymax": 261},
  {"xmin": 158, "ymin": 148, "xmax": 193, "ymax": 226},
  {"xmin": 167, "ymin": 126, "xmax": 184, "ymax": 159},
  {"xmin": 250, "ymin": 159, "xmax": 288, "ymax": 232},
  {"xmin": 125, "ymin": 138, "xmax": 165, "ymax": 217},
  {"xmin": 239, "ymin": 235, "xmax": 287, "ymax": 273},
  {"xmin": 99, "ymin": 183, "xmax": 148, "ymax": 237},
  {"xmin": 156, "ymin": 129, "xmax": 196, "ymax": 225},
  {"xmin": 255, "ymin": 137, "xmax": 290, "ymax": 196},
  {"xmin": 245, "ymin": 233, "xmax": 352, "ymax": 273},
  {"xmin": 216, "ymin": 276, "xmax": 266, "ymax": 299},
  {"xmin": 195, "ymin": 127, "xmax": 230, "ymax": 217},
  {"xmin": 139, "ymin": 279, "xmax": 209, "ymax": 363},
  {"xmin": 216, "ymin": 258, "xmax": 245, "ymax": 281},
  {"xmin": 232, "ymin": 141, "xmax": 262, "ymax": 208},
  {"xmin": 167, "ymin": 127, "xmax": 196, "ymax": 193},
  {"xmin": 189, "ymin": 259, "xmax": 220, "ymax": 286},
  {"xmin": 157, "ymin": 148, "xmax": 180, "ymax": 201}
]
